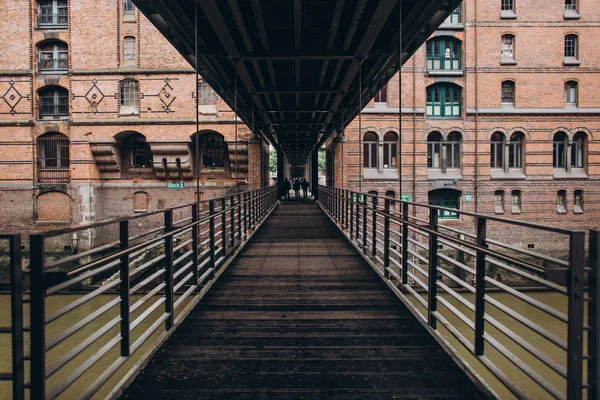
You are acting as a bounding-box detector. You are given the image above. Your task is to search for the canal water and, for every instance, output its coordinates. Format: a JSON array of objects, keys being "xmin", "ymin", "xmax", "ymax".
[{"xmin": 0, "ymin": 292, "xmax": 584, "ymax": 399}]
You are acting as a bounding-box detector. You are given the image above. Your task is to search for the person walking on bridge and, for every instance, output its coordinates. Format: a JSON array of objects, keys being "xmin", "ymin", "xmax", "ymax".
[
  {"xmin": 293, "ymin": 178, "xmax": 301, "ymax": 200},
  {"xmin": 284, "ymin": 178, "xmax": 291, "ymax": 200},
  {"xmin": 301, "ymin": 178, "xmax": 309, "ymax": 199}
]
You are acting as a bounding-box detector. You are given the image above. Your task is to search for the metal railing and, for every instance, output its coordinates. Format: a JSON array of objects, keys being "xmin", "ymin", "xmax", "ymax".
[
  {"xmin": 319, "ymin": 185, "xmax": 597, "ymax": 400},
  {"xmin": 38, "ymin": 59, "xmax": 68, "ymax": 74},
  {"xmin": 18, "ymin": 186, "xmax": 277, "ymax": 400},
  {"xmin": 0, "ymin": 235, "xmax": 24, "ymax": 400}
]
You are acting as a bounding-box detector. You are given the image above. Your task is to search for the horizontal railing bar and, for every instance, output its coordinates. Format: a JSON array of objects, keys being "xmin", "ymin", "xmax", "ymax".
[
  {"xmin": 484, "ymin": 314, "xmax": 567, "ymax": 378},
  {"xmin": 485, "ymin": 294, "xmax": 567, "ymax": 351},
  {"xmin": 438, "ymin": 237, "xmax": 476, "ymax": 256},
  {"xmin": 47, "ymin": 259, "xmax": 120, "ymax": 295},
  {"xmin": 389, "ymin": 246, "xmax": 402, "ymax": 260},
  {"xmin": 173, "ymin": 249, "xmax": 193, "ymax": 267},
  {"xmin": 407, "ymin": 248, "xmax": 428, "ymax": 265},
  {"xmin": 174, "ymin": 270, "xmax": 194, "ymax": 293},
  {"xmin": 438, "ymin": 281, "xmax": 476, "ymax": 312},
  {"xmin": 174, "ymin": 284, "xmax": 198, "ymax": 310},
  {"xmin": 130, "ymin": 254, "xmax": 166, "ymax": 281},
  {"xmin": 131, "ymin": 283, "xmax": 166, "ymax": 316},
  {"xmin": 483, "ymin": 333, "xmax": 565, "ymax": 400},
  {"xmin": 407, "ymin": 259, "xmax": 429, "ymax": 280},
  {"xmin": 173, "ymin": 216, "xmax": 193, "ymax": 226},
  {"xmin": 484, "ymin": 276, "xmax": 568, "ymax": 323},
  {"xmin": 130, "ymin": 269, "xmax": 165, "ymax": 296},
  {"xmin": 130, "ymin": 297, "xmax": 165, "ymax": 332},
  {"xmin": 130, "ymin": 240, "xmax": 163, "ymax": 260},
  {"xmin": 438, "ymin": 267, "xmax": 476, "ymax": 293},
  {"xmin": 407, "ymin": 270, "xmax": 428, "ymax": 292},
  {"xmin": 389, "ymin": 237, "xmax": 402, "ymax": 249},
  {"xmin": 45, "ymin": 315, "xmax": 121, "ymax": 379},
  {"xmin": 486, "ymin": 238, "xmax": 569, "ymax": 268},
  {"xmin": 47, "ymin": 241, "xmax": 120, "ymax": 269},
  {"xmin": 389, "ymin": 256, "xmax": 402, "ymax": 270},
  {"xmin": 478, "ymin": 355, "xmax": 529, "ymax": 399},
  {"xmin": 129, "ymin": 226, "xmax": 165, "ymax": 243},
  {"xmin": 387, "ymin": 267, "xmax": 401, "ymax": 284},
  {"xmin": 130, "ymin": 313, "xmax": 169, "ymax": 355},
  {"xmin": 76, "ymin": 353, "xmax": 127, "ymax": 400},
  {"xmin": 46, "ymin": 297, "xmax": 120, "ymax": 351},
  {"xmin": 173, "ymin": 238, "xmax": 193, "ymax": 253},
  {"xmin": 438, "ymin": 224, "xmax": 476, "ymax": 239},
  {"xmin": 432, "ymin": 311, "xmax": 475, "ymax": 354},
  {"xmin": 408, "ymin": 237, "xmax": 428, "ymax": 251},
  {"xmin": 174, "ymin": 261, "xmax": 194, "ymax": 283},
  {"xmin": 438, "ymin": 253, "xmax": 476, "ymax": 276},
  {"xmin": 46, "ymin": 279, "xmax": 120, "ymax": 324},
  {"xmin": 402, "ymin": 283, "xmax": 428, "ymax": 311},
  {"xmin": 437, "ymin": 296, "xmax": 475, "ymax": 330},
  {"xmin": 485, "ymin": 256, "xmax": 567, "ymax": 295}
]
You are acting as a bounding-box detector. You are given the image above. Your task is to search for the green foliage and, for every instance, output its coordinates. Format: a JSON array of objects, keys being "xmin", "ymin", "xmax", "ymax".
[{"xmin": 269, "ymin": 148, "xmax": 277, "ymax": 172}]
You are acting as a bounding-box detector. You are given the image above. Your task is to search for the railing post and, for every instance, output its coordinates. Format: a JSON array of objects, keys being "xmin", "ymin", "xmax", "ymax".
[
  {"xmin": 164, "ymin": 209, "xmax": 174, "ymax": 330},
  {"xmin": 371, "ymin": 195, "xmax": 377, "ymax": 256},
  {"xmin": 230, "ymin": 195, "xmax": 235, "ymax": 249},
  {"xmin": 337, "ymin": 189, "xmax": 341, "ymax": 222},
  {"xmin": 119, "ymin": 220, "xmax": 131, "ymax": 356},
  {"xmin": 243, "ymin": 192, "xmax": 248, "ymax": 239},
  {"xmin": 221, "ymin": 197, "xmax": 227, "ymax": 255},
  {"xmin": 427, "ymin": 208, "xmax": 438, "ymax": 329},
  {"xmin": 588, "ymin": 230, "xmax": 600, "ymax": 400},
  {"xmin": 251, "ymin": 190, "xmax": 256, "ymax": 228},
  {"xmin": 474, "ymin": 217, "xmax": 487, "ymax": 356},
  {"xmin": 9, "ymin": 234, "xmax": 24, "ymax": 400},
  {"xmin": 30, "ymin": 234, "xmax": 45, "ymax": 400},
  {"xmin": 362, "ymin": 195, "xmax": 367, "ymax": 250},
  {"xmin": 191, "ymin": 204, "xmax": 200, "ymax": 283},
  {"xmin": 567, "ymin": 231, "xmax": 585, "ymax": 400},
  {"xmin": 383, "ymin": 199, "xmax": 390, "ymax": 279},
  {"xmin": 401, "ymin": 202, "xmax": 409, "ymax": 285},
  {"xmin": 237, "ymin": 194, "xmax": 242, "ymax": 243},
  {"xmin": 350, "ymin": 191, "xmax": 354, "ymax": 238},
  {"xmin": 209, "ymin": 200, "xmax": 216, "ymax": 271}
]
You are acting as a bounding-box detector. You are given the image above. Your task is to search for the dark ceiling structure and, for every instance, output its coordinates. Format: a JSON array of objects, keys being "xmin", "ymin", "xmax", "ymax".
[{"xmin": 134, "ymin": 0, "xmax": 462, "ymax": 165}]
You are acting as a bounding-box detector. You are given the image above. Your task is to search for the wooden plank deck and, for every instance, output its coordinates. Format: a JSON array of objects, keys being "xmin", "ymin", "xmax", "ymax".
[{"xmin": 122, "ymin": 201, "xmax": 486, "ymax": 399}]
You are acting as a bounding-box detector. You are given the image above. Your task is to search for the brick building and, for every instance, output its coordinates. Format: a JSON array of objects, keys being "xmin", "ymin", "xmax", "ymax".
[
  {"xmin": 326, "ymin": 0, "xmax": 600, "ymax": 246},
  {"xmin": 0, "ymin": 0, "xmax": 269, "ymax": 243}
]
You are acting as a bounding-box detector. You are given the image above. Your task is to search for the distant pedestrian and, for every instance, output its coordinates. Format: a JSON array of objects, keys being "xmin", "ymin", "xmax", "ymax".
[
  {"xmin": 284, "ymin": 178, "xmax": 291, "ymax": 200},
  {"xmin": 293, "ymin": 178, "xmax": 301, "ymax": 200},
  {"xmin": 301, "ymin": 179, "xmax": 309, "ymax": 199}
]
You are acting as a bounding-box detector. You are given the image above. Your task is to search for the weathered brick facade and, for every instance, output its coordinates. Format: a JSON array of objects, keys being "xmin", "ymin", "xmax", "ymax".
[
  {"xmin": 0, "ymin": 0, "xmax": 268, "ymax": 239},
  {"xmin": 326, "ymin": 0, "xmax": 600, "ymax": 249}
]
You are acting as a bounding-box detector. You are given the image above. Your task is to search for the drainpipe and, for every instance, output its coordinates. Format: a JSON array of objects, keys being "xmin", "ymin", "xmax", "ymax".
[{"xmin": 474, "ymin": 0, "xmax": 480, "ymax": 214}]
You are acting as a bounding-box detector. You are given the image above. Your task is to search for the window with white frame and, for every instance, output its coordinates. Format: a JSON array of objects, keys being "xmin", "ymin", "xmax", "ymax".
[
  {"xmin": 426, "ymin": 83, "xmax": 462, "ymax": 117},
  {"xmin": 427, "ymin": 132, "xmax": 442, "ymax": 169},
  {"xmin": 490, "ymin": 132, "xmax": 504, "ymax": 169},
  {"xmin": 565, "ymin": 0, "xmax": 577, "ymax": 11},
  {"xmin": 501, "ymin": 81, "xmax": 515, "ymax": 104},
  {"xmin": 383, "ymin": 132, "xmax": 398, "ymax": 169},
  {"xmin": 445, "ymin": 132, "xmax": 462, "ymax": 169},
  {"xmin": 509, "ymin": 132, "xmax": 524, "ymax": 169},
  {"xmin": 38, "ymin": 41, "xmax": 68, "ymax": 73},
  {"xmin": 374, "ymin": 85, "xmax": 387, "ymax": 104},
  {"xmin": 443, "ymin": 5, "xmax": 462, "ymax": 25},
  {"xmin": 502, "ymin": 0, "xmax": 514, "ymax": 11},
  {"xmin": 363, "ymin": 132, "xmax": 378, "ymax": 168},
  {"xmin": 501, "ymin": 35, "xmax": 515, "ymax": 59},
  {"xmin": 571, "ymin": 132, "xmax": 585, "ymax": 168},
  {"xmin": 553, "ymin": 132, "xmax": 568, "ymax": 169},
  {"xmin": 120, "ymin": 79, "xmax": 139, "ymax": 114},
  {"xmin": 565, "ymin": 35, "xmax": 578, "ymax": 59},
  {"xmin": 123, "ymin": 0, "xmax": 135, "ymax": 14},
  {"xmin": 123, "ymin": 36, "xmax": 136, "ymax": 64},
  {"xmin": 565, "ymin": 81, "xmax": 578, "ymax": 104}
]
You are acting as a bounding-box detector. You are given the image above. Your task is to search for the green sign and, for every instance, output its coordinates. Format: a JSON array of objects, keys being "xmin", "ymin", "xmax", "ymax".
[
  {"xmin": 167, "ymin": 182, "xmax": 185, "ymax": 189},
  {"xmin": 401, "ymin": 194, "xmax": 411, "ymax": 202},
  {"xmin": 358, "ymin": 194, "xmax": 365, "ymax": 202},
  {"xmin": 352, "ymin": 194, "xmax": 357, "ymax": 201},
  {"xmin": 463, "ymin": 194, "xmax": 474, "ymax": 202}
]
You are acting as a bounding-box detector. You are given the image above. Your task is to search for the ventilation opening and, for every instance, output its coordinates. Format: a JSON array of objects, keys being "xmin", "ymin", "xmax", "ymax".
[{"xmin": 527, "ymin": 243, "xmax": 535, "ymax": 249}]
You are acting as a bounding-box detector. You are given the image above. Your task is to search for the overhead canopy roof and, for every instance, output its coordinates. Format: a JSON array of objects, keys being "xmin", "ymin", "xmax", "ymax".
[{"xmin": 134, "ymin": 0, "xmax": 462, "ymax": 165}]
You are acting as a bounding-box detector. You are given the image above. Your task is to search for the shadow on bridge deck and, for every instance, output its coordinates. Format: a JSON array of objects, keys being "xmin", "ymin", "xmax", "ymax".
[{"xmin": 122, "ymin": 201, "xmax": 486, "ymax": 399}]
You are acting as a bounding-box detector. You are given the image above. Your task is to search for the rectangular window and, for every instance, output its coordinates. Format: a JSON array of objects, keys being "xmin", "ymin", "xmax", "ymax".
[
  {"xmin": 374, "ymin": 85, "xmax": 387, "ymax": 103},
  {"xmin": 502, "ymin": 36, "xmax": 514, "ymax": 58},
  {"xmin": 124, "ymin": 0, "xmax": 135, "ymax": 14},
  {"xmin": 565, "ymin": 0, "xmax": 577, "ymax": 10},
  {"xmin": 383, "ymin": 142, "xmax": 397, "ymax": 168},
  {"xmin": 443, "ymin": 6, "xmax": 462, "ymax": 24},
  {"xmin": 428, "ymin": 142, "xmax": 441, "ymax": 168},
  {"xmin": 363, "ymin": 142, "xmax": 377, "ymax": 168},
  {"xmin": 124, "ymin": 37, "xmax": 136, "ymax": 63},
  {"xmin": 38, "ymin": 0, "xmax": 68, "ymax": 27},
  {"xmin": 502, "ymin": 82, "xmax": 515, "ymax": 103},
  {"xmin": 508, "ymin": 141, "xmax": 522, "ymax": 168},
  {"xmin": 554, "ymin": 141, "xmax": 566, "ymax": 168},
  {"xmin": 574, "ymin": 190, "xmax": 583, "ymax": 213},
  {"xmin": 502, "ymin": 0, "xmax": 514, "ymax": 11},
  {"xmin": 491, "ymin": 142, "xmax": 504, "ymax": 168},
  {"xmin": 494, "ymin": 191, "xmax": 505, "ymax": 214},
  {"xmin": 565, "ymin": 35, "xmax": 577, "ymax": 59},
  {"xmin": 511, "ymin": 191, "xmax": 521, "ymax": 213},
  {"xmin": 199, "ymin": 80, "xmax": 216, "ymax": 105},
  {"xmin": 565, "ymin": 82, "xmax": 577, "ymax": 104},
  {"xmin": 557, "ymin": 191, "xmax": 567, "ymax": 214}
]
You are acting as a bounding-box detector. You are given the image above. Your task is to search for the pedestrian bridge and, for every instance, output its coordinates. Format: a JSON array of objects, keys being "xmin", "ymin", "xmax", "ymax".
[{"xmin": 2, "ymin": 186, "xmax": 599, "ymax": 399}]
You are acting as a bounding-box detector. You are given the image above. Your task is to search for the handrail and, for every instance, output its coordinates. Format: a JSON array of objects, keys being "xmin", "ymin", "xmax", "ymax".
[
  {"xmin": 318, "ymin": 185, "xmax": 593, "ymax": 400},
  {"xmin": 27, "ymin": 186, "xmax": 278, "ymax": 400}
]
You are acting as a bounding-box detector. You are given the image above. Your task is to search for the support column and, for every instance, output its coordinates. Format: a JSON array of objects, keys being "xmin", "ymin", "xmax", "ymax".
[
  {"xmin": 311, "ymin": 150, "xmax": 319, "ymax": 200},
  {"xmin": 247, "ymin": 135, "xmax": 262, "ymax": 190},
  {"xmin": 332, "ymin": 136, "xmax": 346, "ymax": 189},
  {"xmin": 277, "ymin": 148, "xmax": 284, "ymax": 184}
]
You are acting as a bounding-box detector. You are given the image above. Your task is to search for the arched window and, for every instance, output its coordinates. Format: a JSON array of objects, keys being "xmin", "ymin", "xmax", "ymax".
[
  {"xmin": 445, "ymin": 132, "xmax": 462, "ymax": 169},
  {"xmin": 490, "ymin": 132, "xmax": 505, "ymax": 168},
  {"xmin": 501, "ymin": 34, "xmax": 515, "ymax": 59},
  {"xmin": 501, "ymin": 81, "xmax": 515, "ymax": 104},
  {"xmin": 553, "ymin": 132, "xmax": 568, "ymax": 169},
  {"xmin": 571, "ymin": 132, "xmax": 585, "ymax": 168},
  {"xmin": 426, "ymin": 37, "xmax": 462, "ymax": 71},
  {"xmin": 38, "ymin": 41, "xmax": 68, "ymax": 73},
  {"xmin": 494, "ymin": 190, "xmax": 505, "ymax": 214},
  {"xmin": 200, "ymin": 133, "xmax": 225, "ymax": 168},
  {"xmin": 383, "ymin": 132, "xmax": 398, "ymax": 169},
  {"xmin": 120, "ymin": 79, "xmax": 139, "ymax": 114},
  {"xmin": 123, "ymin": 36, "xmax": 136, "ymax": 63},
  {"xmin": 363, "ymin": 132, "xmax": 378, "ymax": 168},
  {"xmin": 429, "ymin": 189, "xmax": 460, "ymax": 219},
  {"xmin": 426, "ymin": 84, "xmax": 461, "ymax": 117},
  {"xmin": 37, "ymin": 132, "xmax": 70, "ymax": 182},
  {"xmin": 38, "ymin": 86, "xmax": 68, "ymax": 119},
  {"xmin": 565, "ymin": 81, "xmax": 578, "ymax": 105},
  {"xmin": 565, "ymin": 34, "xmax": 578, "ymax": 59},
  {"xmin": 427, "ymin": 131, "xmax": 442, "ymax": 168},
  {"xmin": 128, "ymin": 134, "xmax": 152, "ymax": 168},
  {"xmin": 509, "ymin": 132, "xmax": 524, "ymax": 168},
  {"xmin": 37, "ymin": 0, "xmax": 67, "ymax": 28}
]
